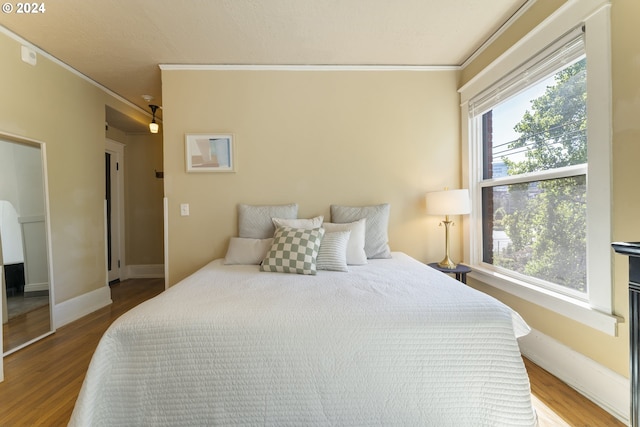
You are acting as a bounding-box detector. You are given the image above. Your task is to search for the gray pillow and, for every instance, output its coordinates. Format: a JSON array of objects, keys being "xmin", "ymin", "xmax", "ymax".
[
  {"xmin": 238, "ymin": 203, "xmax": 298, "ymax": 239},
  {"xmin": 330, "ymin": 204, "xmax": 391, "ymax": 259}
]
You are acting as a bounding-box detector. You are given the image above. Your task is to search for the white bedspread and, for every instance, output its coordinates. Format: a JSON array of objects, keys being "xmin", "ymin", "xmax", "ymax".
[{"xmin": 70, "ymin": 252, "xmax": 536, "ymax": 426}]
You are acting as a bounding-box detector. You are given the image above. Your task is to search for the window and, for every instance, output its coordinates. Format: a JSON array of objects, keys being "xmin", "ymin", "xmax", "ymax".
[
  {"xmin": 472, "ymin": 33, "xmax": 587, "ymax": 299},
  {"xmin": 459, "ymin": 1, "xmax": 615, "ymax": 335}
]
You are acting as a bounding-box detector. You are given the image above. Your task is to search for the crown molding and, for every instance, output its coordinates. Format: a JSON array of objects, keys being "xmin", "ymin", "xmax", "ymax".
[
  {"xmin": 0, "ymin": 24, "xmax": 152, "ymax": 119},
  {"xmin": 159, "ymin": 64, "xmax": 459, "ymax": 72}
]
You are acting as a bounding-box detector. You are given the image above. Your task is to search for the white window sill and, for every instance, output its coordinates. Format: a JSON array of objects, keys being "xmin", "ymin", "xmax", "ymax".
[{"xmin": 468, "ymin": 267, "xmax": 621, "ymax": 336}]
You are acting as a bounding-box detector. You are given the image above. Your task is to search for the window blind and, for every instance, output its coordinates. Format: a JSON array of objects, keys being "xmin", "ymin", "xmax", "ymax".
[{"xmin": 469, "ymin": 26, "xmax": 585, "ymax": 118}]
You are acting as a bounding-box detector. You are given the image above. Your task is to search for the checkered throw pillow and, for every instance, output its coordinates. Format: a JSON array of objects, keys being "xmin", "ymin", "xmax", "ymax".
[{"xmin": 261, "ymin": 226, "xmax": 325, "ymax": 275}]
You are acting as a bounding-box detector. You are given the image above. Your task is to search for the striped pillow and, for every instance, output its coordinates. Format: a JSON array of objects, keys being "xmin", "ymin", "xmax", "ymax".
[{"xmin": 316, "ymin": 231, "xmax": 350, "ymax": 272}]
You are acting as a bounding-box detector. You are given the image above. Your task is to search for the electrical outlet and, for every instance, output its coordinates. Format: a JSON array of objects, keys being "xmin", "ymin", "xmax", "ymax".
[{"xmin": 180, "ymin": 203, "xmax": 189, "ymax": 216}]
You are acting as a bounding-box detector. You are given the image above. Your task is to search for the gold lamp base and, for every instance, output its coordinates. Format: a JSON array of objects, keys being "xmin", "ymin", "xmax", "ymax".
[
  {"xmin": 437, "ymin": 217, "xmax": 458, "ymax": 269},
  {"xmin": 437, "ymin": 255, "xmax": 457, "ymax": 270}
]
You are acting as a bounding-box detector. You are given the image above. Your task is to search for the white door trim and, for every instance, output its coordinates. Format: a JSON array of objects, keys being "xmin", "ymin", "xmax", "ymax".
[{"xmin": 105, "ymin": 139, "xmax": 126, "ymax": 283}]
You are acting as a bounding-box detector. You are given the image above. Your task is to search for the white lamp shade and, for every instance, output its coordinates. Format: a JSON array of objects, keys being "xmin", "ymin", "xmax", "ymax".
[
  {"xmin": 149, "ymin": 122, "xmax": 159, "ymax": 133},
  {"xmin": 425, "ymin": 189, "xmax": 471, "ymax": 216}
]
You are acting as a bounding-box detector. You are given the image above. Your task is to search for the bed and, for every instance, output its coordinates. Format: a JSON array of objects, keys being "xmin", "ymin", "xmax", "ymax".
[{"xmin": 69, "ymin": 252, "xmax": 536, "ymax": 426}]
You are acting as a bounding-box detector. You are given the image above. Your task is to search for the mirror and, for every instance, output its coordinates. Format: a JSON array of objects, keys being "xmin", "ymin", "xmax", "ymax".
[{"xmin": 0, "ymin": 136, "xmax": 53, "ymax": 354}]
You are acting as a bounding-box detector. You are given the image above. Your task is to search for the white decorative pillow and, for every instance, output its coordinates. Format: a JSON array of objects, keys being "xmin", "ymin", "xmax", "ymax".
[
  {"xmin": 316, "ymin": 231, "xmax": 350, "ymax": 272},
  {"xmin": 322, "ymin": 219, "xmax": 367, "ymax": 265},
  {"xmin": 224, "ymin": 237, "xmax": 274, "ymax": 265},
  {"xmin": 261, "ymin": 227, "xmax": 325, "ymax": 275},
  {"xmin": 238, "ymin": 203, "xmax": 298, "ymax": 239},
  {"xmin": 330, "ymin": 204, "xmax": 392, "ymax": 259},
  {"xmin": 272, "ymin": 216, "xmax": 324, "ymax": 230}
]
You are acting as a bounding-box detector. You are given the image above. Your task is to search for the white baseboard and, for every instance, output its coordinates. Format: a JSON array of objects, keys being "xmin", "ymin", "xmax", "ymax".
[
  {"xmin": 24, "ymin": 282, "xmax": 49, "ymax": 293},
  {"xmin": 53, "ymin": 285, "xmax": 112, "ymax": 329},
  {"xmin": 54, "ymin": 265, "xmax": 162, "ymax": 329},
  {"xmin": 518, "ymin": 328, "xmax": 629, "ymax": 425},
  {"xmin": 126, "ymin": 264, "xmax": 164, "ymax": 279}
]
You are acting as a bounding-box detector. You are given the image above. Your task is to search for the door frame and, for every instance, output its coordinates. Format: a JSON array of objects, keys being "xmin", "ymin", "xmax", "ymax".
[{"xmin": 105, "ymin": 139, "xmax": 125, "ymax": 283}]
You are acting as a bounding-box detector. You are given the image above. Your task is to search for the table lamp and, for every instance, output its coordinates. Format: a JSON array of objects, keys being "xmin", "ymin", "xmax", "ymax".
[{"xmin": 425, "ymin": 188, "xmax": 471, "ymax": 269}]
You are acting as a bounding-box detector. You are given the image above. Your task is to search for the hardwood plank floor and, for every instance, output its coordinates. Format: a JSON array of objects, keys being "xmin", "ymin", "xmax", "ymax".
[
  {"xmin": 0, "ymin": 278, "xmax": 165, "ymax": 426},
  {"xmin": 0, "ymin": 278, "xmax": 625, "ymax": 426},
  {"xmin": 3, "ymin": 302, "xmax": 51, "ymax": 353},
  {"xmin": 524, "ymin": 358, "xmax": 624, "ymax": 426}
]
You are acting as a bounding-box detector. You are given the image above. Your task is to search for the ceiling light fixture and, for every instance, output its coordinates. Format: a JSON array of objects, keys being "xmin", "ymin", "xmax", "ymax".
[{"xmin": 149, "ymin": 104, "xmax": 159, "ymax": 133}]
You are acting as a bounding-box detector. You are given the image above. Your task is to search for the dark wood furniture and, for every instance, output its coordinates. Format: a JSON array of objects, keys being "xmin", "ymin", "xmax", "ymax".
[
  {"xmin": 612, "ymin": 241, "xmax": 640, "ymax": 427},
  {"xmin": 428, "ymin": 262, "xmax": 472, "ymax": 284}
]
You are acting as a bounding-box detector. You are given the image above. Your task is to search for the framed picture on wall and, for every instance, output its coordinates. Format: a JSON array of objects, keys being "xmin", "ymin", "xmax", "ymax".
[{"xmin": 185, "ymin": 134, "xmax": 235, "ymax": 173}]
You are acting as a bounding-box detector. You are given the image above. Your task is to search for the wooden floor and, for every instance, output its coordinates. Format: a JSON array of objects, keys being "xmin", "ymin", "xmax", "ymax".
[
  {"xmin": 3, "ymin": 302, "xmax": 51, "ymax": 353},
  {"xmin": 0, "ymin": 278, "xmax": 625, "ymax": 426}
]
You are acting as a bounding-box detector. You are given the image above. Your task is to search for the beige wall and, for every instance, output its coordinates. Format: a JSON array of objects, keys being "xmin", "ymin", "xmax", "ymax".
[
  {"xmin": 611, "ymin": 0, "xmax": 640, "ymax": 371},
  {"xmin": 106, "ymin": 127, "xmax": 164, "ymax": 266},
  {"xmin": 106, "ymin": 124, "xmax": 128, "ymax": 143},
  {"xmin": 0, "ymin": 31, "xmax": 154, "ymax": 304},
  {"xmin": 125, "ymin": 132, "xmax": 164, "ymax": 265},
  {"xmin": 460, "ymin": 0, "xmax": 638, "ymax": 377},
  {"xmin": 162, "ymin": 70, "xmax": 461, "ymax": 285}
]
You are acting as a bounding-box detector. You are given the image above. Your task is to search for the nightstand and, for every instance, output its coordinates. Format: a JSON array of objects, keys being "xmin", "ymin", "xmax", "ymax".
[{"xmin": 428, "ymin": 263, "xmax": 472, "ymax": 284}]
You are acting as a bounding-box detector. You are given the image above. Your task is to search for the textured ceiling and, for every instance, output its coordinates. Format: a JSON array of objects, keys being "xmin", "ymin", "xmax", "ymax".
[{"xmin": 0, "ymin": 0, "xmax": 528, "ymax": 129}]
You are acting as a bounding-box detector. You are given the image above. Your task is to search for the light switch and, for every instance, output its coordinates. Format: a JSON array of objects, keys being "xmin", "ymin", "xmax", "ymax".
[{"xmin": 180, "ymin": 203, "xmax": 190, "ymax": 216}]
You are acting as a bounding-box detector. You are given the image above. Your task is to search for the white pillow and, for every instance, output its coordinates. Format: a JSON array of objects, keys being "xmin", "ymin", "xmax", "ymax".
[
  {"xmin": 238, "ymin": 203, "xmax": 298, "ymax": 239},
  {"xmin": 224, "ymin": 237, "xmax": 274, "ymax": 265},
  {"xmin": 317, "ymin": 231, "xmax": 350, "ymax": 272},
  {"xmin": 330, "ymin": 204, "xmax": 391, "ymax": 259},
  {"xmin": 322, "ymin": 218, "xmax": 367, "ymax": 265},
  {"xmin": 272, "ymin": 215, "xmax": 324, "ymax": 230}
]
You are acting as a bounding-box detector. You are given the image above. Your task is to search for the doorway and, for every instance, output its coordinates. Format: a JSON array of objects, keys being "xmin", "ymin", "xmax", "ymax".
[{"xmin": 105, "ymin": 139, "xmax": 124, "ymax": 284}]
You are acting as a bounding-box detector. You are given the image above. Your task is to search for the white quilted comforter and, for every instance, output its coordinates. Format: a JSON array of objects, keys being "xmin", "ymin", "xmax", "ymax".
[{"xmin": 70, "ymin": 253, "xmax": 536, "ymax": 426}]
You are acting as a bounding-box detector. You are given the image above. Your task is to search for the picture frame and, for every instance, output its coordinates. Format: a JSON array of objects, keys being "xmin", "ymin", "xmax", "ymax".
[{"xmin": 185, "ymin": 133, "xmax": 235, "ymax": 173}]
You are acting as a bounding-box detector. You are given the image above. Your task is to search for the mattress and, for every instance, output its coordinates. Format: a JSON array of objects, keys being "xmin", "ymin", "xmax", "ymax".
[{"xmin": 69, "ymin": 252, "xmax": 536, "ymax": 426}]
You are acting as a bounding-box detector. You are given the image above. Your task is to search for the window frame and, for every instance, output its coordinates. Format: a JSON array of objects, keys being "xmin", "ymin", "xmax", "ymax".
[
  {"xmin": 474, "ymin": 43, "xmax": 588, "ymax": 299},
  {"xmin": 459, "ymin": 0, "xmax": 617, "ymax": 335},
  {"xmin": 478, "ymin": 167, "xmax": 588, "ymax": 300}
]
